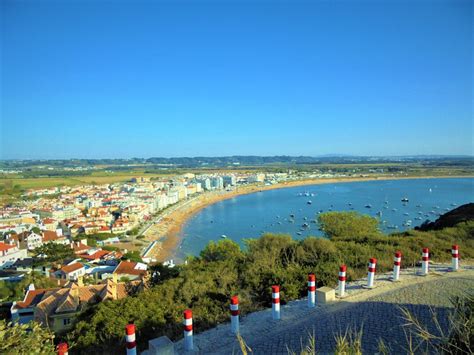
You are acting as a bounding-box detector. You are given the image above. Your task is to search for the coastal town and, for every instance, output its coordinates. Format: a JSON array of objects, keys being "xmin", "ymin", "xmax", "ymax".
[{"xmin": 1, "ymin": 169, "xmax": 368, "ymax": 332}]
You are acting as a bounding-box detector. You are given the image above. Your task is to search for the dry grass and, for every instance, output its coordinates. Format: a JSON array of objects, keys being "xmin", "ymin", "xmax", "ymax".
[{"xmin": 399, "ymin": 292, "xmax": 473, "ymax": 354}]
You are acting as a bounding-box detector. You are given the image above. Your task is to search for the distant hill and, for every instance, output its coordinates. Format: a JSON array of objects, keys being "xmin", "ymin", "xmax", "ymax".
[
  {"xmin": 415, "ymin": 203, "xmax": 474, "ymax": 231},
  {"xmin": 1, "ymin": 155, "xmax": 473, "ymax": 169}
]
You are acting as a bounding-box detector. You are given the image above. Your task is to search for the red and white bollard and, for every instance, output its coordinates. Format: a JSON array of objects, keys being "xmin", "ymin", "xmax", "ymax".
[
  {"xmin": 393, "ymin": 251, "xmax": 402, "ymax": 281},
  {"xmin": 57, "ymin": 342, "xmax": 68, "ymax": 355},
  {"xmin": 272, "ymin": 285, "xmax": 280, "ymax": 320},
  {"xmin": 452, "ymin": 245, "xmax": 459, "ymax": 271},
  {"xmin": 230, "ymin": 295, "xmax": 239, "ymax": 334},
  {"xmin": 421, "ymin": 248, "xmax": 429, "ymax": 275},
  {"xmin": 308, "ymin": 273, "xmax": 316, "ymax": 308},
  {"xmin": 367, "ymin": 258, "xmax": 377, "ymax": 288},
  {"xmin": 338, "ymin": 265, "xmax": 346, "ymax": 297},
  {"xmin": 125, "ymin": 323, "xmax": 137, "ymax": 355},
  {"xmin": 183, "ymin": 309, "xmax": 193, "ymax": 351}
]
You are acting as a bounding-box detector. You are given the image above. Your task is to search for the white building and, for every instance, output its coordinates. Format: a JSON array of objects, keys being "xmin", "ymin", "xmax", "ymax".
[
  {"xmin": 0, "ymin": 242, "xmax": 28, "ymax": 269},
  {"xmin": 211, "ymin": 177, "xmax": 224, "ymax": 190},
  {"xmin": 223, "ymin": 175, "xmax": 236, "ymax": 186},
  {"xmin": 248, "ymin": 173, "xmax": 266, "ymax": 183},
  {"xmin": 197, "ymin": 178, "xmax": 211, "ymax": 190}
]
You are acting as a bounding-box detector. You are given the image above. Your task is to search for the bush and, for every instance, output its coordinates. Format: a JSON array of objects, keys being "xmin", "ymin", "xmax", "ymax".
[{"xmin": 0, "ymin": 320, "xmax": 55, "ymax": 353}]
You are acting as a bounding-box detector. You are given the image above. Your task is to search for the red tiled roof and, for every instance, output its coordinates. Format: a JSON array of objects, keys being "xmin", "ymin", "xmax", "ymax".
[
  {"xmin": 114, "ymin": 261, "xmax": 147, "ymax": 276},
  {"xmin": 79, "ymin": 250, "xmax": 109, "ymax": 261},
  {"xmin": 73, "ymin": 243, "xmax": 90, "ymax": 254},
  {"xmin": 42, "ymin": 231, "xmax": 59, "ymax": 242},
  {"xmin": 15, "ymin": 289, "xmax": 51, "ymax": 309},
  {"xmin": 0, "ymin": 242, "xmax": 16, "ymax": 252},
  {"xmin": 60, "ymin": 262, "xmax": 84, "ymax": 274}
]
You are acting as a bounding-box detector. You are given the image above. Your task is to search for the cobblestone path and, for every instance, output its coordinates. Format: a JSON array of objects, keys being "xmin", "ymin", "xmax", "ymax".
[{"xmin": 174, "ymin": 265, "xmax": 474, "ymax": 354}]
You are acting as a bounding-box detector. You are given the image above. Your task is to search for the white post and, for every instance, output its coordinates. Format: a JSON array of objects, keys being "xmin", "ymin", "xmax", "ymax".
[
  {"xmin": 308, "ymin": 274, "xmax": 316, "ymax": 307},
  {"xmin": 451, "ymin": 245, "xmax": 459, "ymax": 271},
  {"xmin": 338, "ymin": 265, "xmax": 346, "ymax": 297},
  {"xmin": 367, "ymin": 258, "xmax": 377, "ymax": 288},
  {"xmin": 230, "ymin": 295, "xmax": 239, "ymax": 334},
  {"xmin": 183, "ymin": 309, "xmax": 193, "ymax": 351},
  {"xmin": 393, "ymin": 251, "xmax": 401, "ymax": 281},
  {"xmin": 421, "ymin": 248, "xmax": 429, "ymax": 275},
  {"xmin": 272, "ymin": 285, "xmax": 280, "ymax": 320},
  {"xmin": 125, "ymin": 323, "xmax": 137, "ymax": 355},
  {"xmin": 57, "ymin": 342, "xmax": 69, "ymax": 355}
]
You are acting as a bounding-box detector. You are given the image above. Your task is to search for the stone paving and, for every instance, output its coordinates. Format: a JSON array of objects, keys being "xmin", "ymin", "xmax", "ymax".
[{"xmin": 174, "ymin": 264, "xmax": 474, "ymax": 354}]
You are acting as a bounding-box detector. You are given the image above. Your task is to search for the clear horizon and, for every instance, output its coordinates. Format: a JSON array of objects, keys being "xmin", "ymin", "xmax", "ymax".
[{"xmin": 1, "ymin": 0, "xmax": 473, "ymax": 159}]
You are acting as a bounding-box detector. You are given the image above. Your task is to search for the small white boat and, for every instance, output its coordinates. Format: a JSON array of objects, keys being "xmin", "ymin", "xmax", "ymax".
[{"xmin": 221, "ymin": 235, "xmax": 228, "ymax": 239}]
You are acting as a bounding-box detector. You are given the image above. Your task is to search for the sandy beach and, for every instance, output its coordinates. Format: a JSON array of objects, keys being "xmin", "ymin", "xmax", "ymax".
[{"xmin": 142, "ymin": 175, "xmax": 468, "ymax": 262}]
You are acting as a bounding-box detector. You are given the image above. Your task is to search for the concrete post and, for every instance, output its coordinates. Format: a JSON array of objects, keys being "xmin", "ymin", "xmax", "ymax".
[
  {"xmin": 452, "ymin": 245, "xmax": 459, "ymax": 271},
  {"xmin": 367, "ymin": 258, "xmax": 377, "ymax": 288},
  {"xmin": 308, "ymin": 273, "xmax": 316, "ymax": 308},
  {"xmin": 230, "ymin": 295, "xmax": 239, "ymax": 334},
  {"xmin": 57, "ymin": 342, "xmax": 68, "ymax": 355},
  {"xmin": 338, "ymin": 265, "xmax": 346, "ymax": 297},
  {"xmin": 393, "ymin": 251, "xmax": 401, "ymax": 281},
  {"xmin": 125, "ymin": 323, "xmax": 137, "ymax": 355},
  {"xmin": 272, "ymin": 285, "xmax": 280, "ymax": 320},
  {"xmin": 183, "ymin": 309, "xmax": 193, "ymax": 351},
  {"xmin": 421, "ymin": 248, "xmax": 429, "ymax": 275}
]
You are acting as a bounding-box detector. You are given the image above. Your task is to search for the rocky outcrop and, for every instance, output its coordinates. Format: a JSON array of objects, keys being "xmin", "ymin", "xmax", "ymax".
[{"xmin": 415, "ymin": 203, "xmax": 474, "ymax": 231}]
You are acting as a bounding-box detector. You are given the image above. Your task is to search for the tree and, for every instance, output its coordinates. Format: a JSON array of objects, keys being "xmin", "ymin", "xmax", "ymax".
[
  {"xmin": 0, "ymin": 320, "xmax": 55, "ymax": 354},
  {"xmin": 200, "ymin": 239, "xmax": 243, "ymax": 262},
  {"xmin": 32, "ymin": 243, "xmax": 75, "ymax": 264},
  {"xmin": 1, "ymin": 273, "xmax": 58, "ymax": 302},
  {"xmin": 147, "ymin": 263, "xmax": 180, "ymax": 287},
  {"xmin": 31, "ymin": 227, "xmax": 42, "ymax": 234},
  {"xmin": 122, "ymin": 251, "xmax": 142, "ymax": 263},
  {"xmin": 318, "ymin": 211, "xmax": 380, "ymax": 239}
]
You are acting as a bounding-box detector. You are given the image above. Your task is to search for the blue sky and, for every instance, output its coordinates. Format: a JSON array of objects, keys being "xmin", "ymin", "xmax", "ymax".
[{"xmin": 1, "ymin": 0, "xmax": 472, "ymax": 159}]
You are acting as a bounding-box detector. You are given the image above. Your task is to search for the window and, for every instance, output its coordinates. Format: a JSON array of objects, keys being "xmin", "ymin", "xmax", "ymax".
[{"xmin": 63, "ymin": 318, "xmax": 71, "ymax": 326}]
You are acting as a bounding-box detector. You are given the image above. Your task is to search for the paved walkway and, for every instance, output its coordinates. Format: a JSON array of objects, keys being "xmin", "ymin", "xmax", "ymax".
[{"xmin": 174, "ymin": 264, "xmax": 474, "ymax": 354}]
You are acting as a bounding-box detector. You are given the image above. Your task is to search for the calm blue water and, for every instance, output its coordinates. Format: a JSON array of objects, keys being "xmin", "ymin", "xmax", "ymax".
[{"xmin": 176, "ymin": 178, "xmax": 474, "ymax": 259}]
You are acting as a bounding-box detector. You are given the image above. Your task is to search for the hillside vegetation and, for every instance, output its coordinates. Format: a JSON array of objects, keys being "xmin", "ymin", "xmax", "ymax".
[{"xmin": 67, "ymin": 210, "xmax": 474, "ymax": 352}]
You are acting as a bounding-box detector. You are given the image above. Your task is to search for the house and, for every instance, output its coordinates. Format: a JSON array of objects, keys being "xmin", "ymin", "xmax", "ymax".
[
  {"xmin": 83, "ymin": 224, "xmax": 99, "ymax": 235},
  {"xmin": 99, "ymin": 225, "xmax": 111, "ymax": 233},
  {"xmin": 0, "ymin": 242, "xmax": 28, "ymax": 269},
  {"xmin": 10, "ymin": 276, "xmax": 140, "ymax": 333},
  {"xmin": 42, "ymin": 218, "xmax": 57, "ymax": 231},
  {"xmin": 78, "ymin": 249, "xmax": 110, "ymax": 263},
  {"xmin": 42, "ymin": 231, "xmax": 69, "ymax": 246},
  {"xmin": 72, "ymin": 241, "xmax": 90, "ymax": 255},
  {"xmin": 96, "ymin": 236, "xmax": 120, "ymax": 246},
  {"xmin": 17, "ymin": 231, "xmax": 43, "ymax": 250},
  {"xmin": 113, "ymin": 260, "xmax": 147, "ymax": 280},
  {"xmin": 55, "ymin": 262, "xmax": 86, "ymax": 280},
  {"xmin": 9, "ymin": 257, "xmax": 35, "ymax": 273}
]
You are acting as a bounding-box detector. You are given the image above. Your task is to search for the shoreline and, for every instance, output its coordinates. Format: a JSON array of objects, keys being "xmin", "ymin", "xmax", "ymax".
[{"xmin": 143, "ymin": 175, "xmax": 472, "ymax": 262}]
